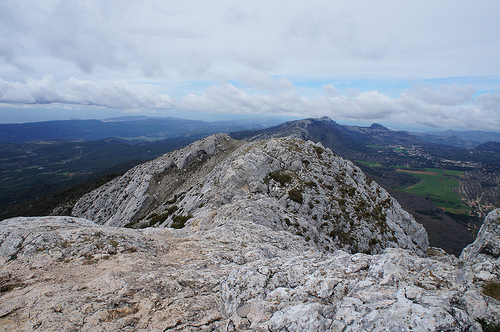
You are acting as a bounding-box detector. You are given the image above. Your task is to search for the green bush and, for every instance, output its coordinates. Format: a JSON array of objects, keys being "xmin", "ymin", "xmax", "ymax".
[
  {"xmin": 148, "ymin": 212, "xmax": 169, "ymax": 227},
  {"xmin": 305, "ymin": 181, "xmax": 316, "ymax": 187},
  {"xmin": 483, "ymin": 281, "xmax": 500, "ymax": 301},
  {"xmin": 288, "ymin": 189, "xmax": 303, "ymax": 204},
  {"xmin": 268, "ymin": 171, "xmax": 292, "ymax": 186},
  {"xmin": 124, "ymin": 220, "xmax": 138, "ymax": 228},
  {"xmin": 477, "ymin": 318, "xmax": 500, "ymax": 332},
  {"xmin": 313, "ymin": 145, "xmax": 324, "ymax": 157},
  {"xmin": 171, "ymin": 214, "xmax": 193, "ymax": 229}
]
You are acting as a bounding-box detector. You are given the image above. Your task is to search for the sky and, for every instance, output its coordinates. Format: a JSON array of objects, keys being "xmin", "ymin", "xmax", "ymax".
[{"xmin": 0, "ymin": 1, "xmax": 499, "ymax": 131}]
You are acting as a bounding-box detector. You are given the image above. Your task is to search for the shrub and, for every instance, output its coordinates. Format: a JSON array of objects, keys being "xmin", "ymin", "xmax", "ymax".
[
  {"xmin": 313, "ymin": 145, "xmax": 324, "ymax": 157},
  {"xmin": 268, "ymin": 171, "xmax": 292, "ymax": 186},
  {"xmin": 124, "ymin": 221, "xmax": 138, "ymax": 228},
  {"xmin": 483, "ymin": 281, "xmax": 500, "ymax": 301},
  {"xmin": 166, "ymin": 205, "xmax": 179, "ymax": 214},
  {"xmin": 0, "ymin": 282, "xmax": 23, "ymax": 293},
  {"xmin": 171, "ymin": 214, "xmax": 193, "ymax": 229},
  {"xmin": 477, "ymin": 318, "xmax": 500, "ymax": 332},
  {"xmin": 148, "ymin": 213, "xmax": 169, "ymax": 227},
  {"xmin": 288, "ymin": 189, "xmax": 303, "ymax": 204}
]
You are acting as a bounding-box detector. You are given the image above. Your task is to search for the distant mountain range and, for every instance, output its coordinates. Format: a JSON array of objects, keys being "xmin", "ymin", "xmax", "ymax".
[
  {"xmin": 2, "ymin": 116, "xmax": 500, "ymax": 148},
  {"xmin": 414, "ymin": 130, "xmax": 500, "ymax": 148},
  {"xmin": 0, "ymin": 116, "xmax": 283, "ymax": 143}
]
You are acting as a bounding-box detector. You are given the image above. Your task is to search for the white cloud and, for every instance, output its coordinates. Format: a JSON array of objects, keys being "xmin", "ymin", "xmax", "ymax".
[
  {"xmin": 322, "ymin": 84, "xmax": 339, "ymax": 96},
  {"xmin": 1, "ymin": 1, "xmax": 499, "ymax": 80},
  {"xmin": 4, "ymin": 76, "xmax": 499, "ymax": 130},
  {"xmin": 0, "ymin": 1, "xmax": 499, "ymax": 130},
  {"xmin": 0, "ymin": 76, "xmax": 174, "ymax": 109},
  {"xmin": 414, "ymin": 84, "xmax": 476, "ymax": 106},
  {"xmin": 0, "ymin": 76, "xmax": 61, "ymax": 104}
]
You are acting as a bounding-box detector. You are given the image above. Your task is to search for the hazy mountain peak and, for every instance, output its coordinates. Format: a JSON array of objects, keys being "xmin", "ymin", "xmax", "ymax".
[
  {"xmin": 369, "ymin": 123, "xmax": 389, "ymax": 130},
  {"xmin": 315, "ymin": 116, "xmax": 336, "ymax": 122}
]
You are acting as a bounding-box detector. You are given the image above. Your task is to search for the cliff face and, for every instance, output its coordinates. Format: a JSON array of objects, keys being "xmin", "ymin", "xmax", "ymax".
[
  {"xmin": 1, "ymin": 135, "xmax": 499, "ymax": 331},
  {"xmin": 73, "ymin": 134, "xmax": 428, "ymax": 255}
]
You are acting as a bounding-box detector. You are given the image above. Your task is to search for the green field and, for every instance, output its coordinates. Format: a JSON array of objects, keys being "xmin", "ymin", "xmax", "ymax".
[{"xmin": 396, "ymin": 168, "xmax": 470, "ymax": 213}]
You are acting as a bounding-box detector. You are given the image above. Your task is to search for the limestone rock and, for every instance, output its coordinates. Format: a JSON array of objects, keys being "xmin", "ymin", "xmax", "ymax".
[
  {"xmin": 73, "ymin": 135, "xmax": 428, "ymax": 255},
  {"xmin": 72, "ymin": 133, "xmax": 243, "ymax": 227},
  {"xmin": 5, "ymin": 135, "xmax": 498, "ymax": 331},
  {"xmin": 1, "ymin": 216, "xmax": 499, "ymax": 331},
  {"xmin": 461, "ymin": 209, "xmax": 500, "ymax": 265}
]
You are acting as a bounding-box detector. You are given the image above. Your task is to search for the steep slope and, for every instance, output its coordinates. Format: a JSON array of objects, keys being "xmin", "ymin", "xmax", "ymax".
[
  {"xmin": 461, "ymin": 209, "xmax": 500, "ymax": 264},
  {"xmin": 1, "ymin": 211, "xmax": 499, "ymax": 331},
  {"xmin": 72, "ymin": 134, "xmax": 245, "ymax": 227},
  {"xmin": 73, "ymin": 134, "xmax": 428, "ymax": 255}
]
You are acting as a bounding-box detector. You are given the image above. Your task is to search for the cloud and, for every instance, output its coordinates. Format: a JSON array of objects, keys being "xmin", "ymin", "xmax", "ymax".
[
  {"xmin": 177, "ymin": 83, "xmax": 307, "ymax": 115},
  {"xmin": 323, "ymin": 84, "xmax": 339, "ymax": 96},
  {"xmin": 414, "ymin": 84, "xmax": 476, "ymax": 106},
  {"xmin": 0, "ymin": 76, "xmax": 173, "ymax": 109},
  {"xmin": 1, "ymin": 76, "xmax": 500, "ymax": 131},
  {"xmin": 0, "ymin": 76, "xmax": 61, "ymax": 104},
  {"xmin": 240, "ymin": 74, "xmax": 295, "ymax": 92},
  {"xmin": 2, "ymin": 1, "xmax": 498, "ymax": 81}
]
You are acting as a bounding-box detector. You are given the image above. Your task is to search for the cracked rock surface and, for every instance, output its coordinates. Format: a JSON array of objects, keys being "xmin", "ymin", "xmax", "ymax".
[
  {"xmin": 73, "ymin": 135, "xmax": 428, "ymax": 256},
  {"xmin": 1, "ymin": 135, "xmax": 499, "ymax": 331},
  {"xmin": 1, "ymin": 213, "xmax": 499, "ymax": 331}
]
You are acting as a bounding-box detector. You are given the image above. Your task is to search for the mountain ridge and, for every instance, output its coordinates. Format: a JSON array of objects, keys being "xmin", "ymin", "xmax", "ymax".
[
  {"xmin": 1, "ymin": 133, "xmax": 500, "ymax": 330},
  {"xmin": 230, "ymin": 116, "xmax": 424, "ymax": 155},
  {"xmin": 72, "ymin": 133, "xmax": 428, "ymax": 255},
  {"xmin": 416, "ymin": 129, "xmax": 500, "ymax": 148}
]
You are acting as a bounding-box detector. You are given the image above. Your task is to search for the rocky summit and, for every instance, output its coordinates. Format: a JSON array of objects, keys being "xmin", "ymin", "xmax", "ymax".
[
  {"xmin": 72, "ymin": 134, "xmax": 428, "ymax": 256},
  {"xmin": 1, "ymin": 134, "xmax": 499, "ymax": 331}
]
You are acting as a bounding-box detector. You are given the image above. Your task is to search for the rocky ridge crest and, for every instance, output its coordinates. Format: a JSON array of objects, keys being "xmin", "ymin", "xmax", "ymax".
[
  {"xmin": 72, "ymin": 134, "xmax": 427, "ymax": 255},
  {"xmin": 1, "ymin": 134, "xmax": 499, "ymax": 331}
]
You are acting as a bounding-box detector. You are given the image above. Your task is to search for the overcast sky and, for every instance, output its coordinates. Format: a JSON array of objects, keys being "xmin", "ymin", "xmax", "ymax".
[{"xmin": 1, "ymin": 1, "xmax": 499, "ymax": 131}]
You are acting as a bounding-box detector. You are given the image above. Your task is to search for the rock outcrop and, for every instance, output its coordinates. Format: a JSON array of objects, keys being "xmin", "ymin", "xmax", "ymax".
[
  {"xmin": 73, "ymin": 135, "xmax": 428, "ymax": 255},
  {"xmin": 72, "ymin": 134, "xmax": 244, "ymax": 227},
  {"xmin": 461, "ymin": 209, "xmax": 500, "ymax": 263},
  {"xmin": 1, "ymin": 213, "xmax": 499, "ymax": 331},
  {"xmin": 2, "ymin": 134, "xmax": 499, "ymax": 331},
  {"xmin": 460, "ymin": 209, "xmax": 500, "ymax": 292}
]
